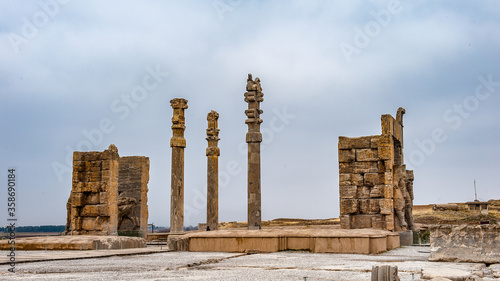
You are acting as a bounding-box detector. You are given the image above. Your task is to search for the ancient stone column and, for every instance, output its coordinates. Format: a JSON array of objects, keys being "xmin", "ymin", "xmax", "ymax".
[
  {"xmin": 244, "ymin": 74, "xmax": 264, "ymax": 230},
  {"xmin": 206, "ymin": 110, "xmax": 220, "ymax": 231},
  {"xmin": 170, "ymin": 98, "xmax": 188, "ymax": 234}
]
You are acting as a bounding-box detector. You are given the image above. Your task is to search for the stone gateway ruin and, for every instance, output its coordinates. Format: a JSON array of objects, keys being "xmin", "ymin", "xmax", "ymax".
[
  {"xmin": 64, "ymin": 144, "xmax": 150, "ymax": 238},
  {"xmin": 338, "ymin": 108, "xmax": 415, "ymax": 232},
  {"xmin": 60, "ymin": 75, "xmax": 421, "ymax": 255}
]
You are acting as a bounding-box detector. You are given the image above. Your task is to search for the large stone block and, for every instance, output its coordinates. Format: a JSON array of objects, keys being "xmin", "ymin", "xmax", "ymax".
[
  {"xmin": 75, "ymin": 182, "xmax": 92, "ymax": 193},
  {"xmin": 71, "ymin": 193, "xmax": 85, "ymax": 207},
  {"xmin": 370, "ymin": 185, "xmax": 385, "ymax": 198},
  {"xmin": 356, "ymin": 149, "xmax": 379, "ymax": 162},
  {"xmin": 379, "ymin": 199, "xmax": 393, "ymax": 214},
  {"xmin": 81, "ymin": 217, "xmax": 98, "ymax": 231},
  {"xmin": 73, "ymin": 161, "xmax": 86, "ymax": 172},
  {"xmin": 339, "ymin": 162, "xmax": 378, "ymax": 174},
  {"xmin": 86, "ymin": 182, "xmax": 101, "ymax": 193},
  {"xmin": 369, "ymin": 199, "xmax": 381, "ymax": 214},
  {"xmin": 81, "ymin": 205, "xmax": 109, "ymax": 216},
  {"xmin": 340, "ymin": 173, "xmax": 364, "ymax": 186},
  {"xmin": 359, "ymin": 199, "xmax": 380, "ymax": 214},
  {"xmin": 420, "ymin": 268, "xmax": 471, "ymax": 281},
  {"xmin": 351, "ymin": 174, "xmax": 364, "ymax": 186},
  {"xmin": 352, "ymin": 215, "xmax": 373, "ymax": 228},
  {"xmin": 85, "ymin": 193, "xmax": 100, "ymax": 205},
  {"xmin": 102, "ymin": 159, "xmax": 111, "ymax": 170},
  {"xmin": 357, "ymin": 186, "xmax": 371, "ymax": 198},
  {"xmin": 371, "ymin": 215, "xmax": 386, "ymax": 230},
  {"xmin": 377, "ymin": 134, "xmax": 393, "ymax": 146},
  {"xmin": 340, "ymin": 199, "xmax": 359, "ymax": 214},
  {"xmin": 364, "ymin": 173, "xmax": 381, "ymax": 186},
  {"xmin": 339, "ymin": 186, "xmax": 357, "ymax": 199},
  {"xmin": 381, "ymin": 114, "xmax": 395, "ymax": 136},
  {"xmin": 89, "ymin": 171, "xmax": 101, "ymax": 182},
  {"xmin": 340, "ymin": 215, "xmax": 351, "ymax": 229},
  {"xmin": 72, "ymin": 171, "xmax": 83, "ymax": 183},
  {"xmin": 338, "ymin": 136, "xmax": 372, "ymax": 149},
  {"xmin": 100, "ymin": 192, "xmax": 108, "ymax": 204},
  {"xmin": 383, "ymin": 171, "xmax": 393, "ymax": 185},
  {"xmin": 429, "ymin": 225, "xmax": 500, "ymax": 263},
  {"xmin": 339, "ymin": 173, "xmax": 351, "ymax": 186},
  {"xmin": 384, "ymin": 185, "xmax": 394, "ymax": 199},
  {"xmin": 338, "ymin": 149, "xmax": 355, "ymax": 163},
  {"xmin": 385, "ymin": 214, "xmax": 395, "ymax": 231},
  {"xmin": 378, "ymin": 146, "xmax": 394, "ymax": 160},
  {"xmin": 359, "ymin": 199, "xmax": 369, "ymax": 214},
  {"xmin": 72, "ymin": 215, "xmax": 82, "ymax": 230},
  {"xmin": 73, "ymin": 152, "xmax": 85, "ymax": 161}
]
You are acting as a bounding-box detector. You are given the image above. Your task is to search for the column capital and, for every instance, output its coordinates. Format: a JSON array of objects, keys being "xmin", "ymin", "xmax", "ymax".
[
  {"xmin": 170, "ymin": 98, "xmax": 188, "ymax": 148},
  {"xmin": 206, "ymin": 110, "xmax": 220, "ymax": 156},
  {"xmin": 170, "ymin": 98, "xmax": 188, "ymax": 109}
]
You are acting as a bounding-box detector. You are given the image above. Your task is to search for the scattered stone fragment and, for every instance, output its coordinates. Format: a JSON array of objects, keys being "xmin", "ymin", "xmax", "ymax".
[
  {"xmin": 421, "ymin": 268, "xmax": 471, "ymax": 281},
  {"xmin": 429, "ymin": 225, "xmax": 500, "ymax": 263}
]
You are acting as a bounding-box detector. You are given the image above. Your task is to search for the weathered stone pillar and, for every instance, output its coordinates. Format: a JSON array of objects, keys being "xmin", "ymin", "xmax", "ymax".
[
  {"xmin": 206, "ymin": 110, "xmax": 220, "ymax": 231},
  {"xmin": 371, "ymin": 265, "xmax": 400, "ymax": 281},
  {"xmin": 244, "ymin": 74, "xmax": 264, "ymax": 230},
  {"xmin": 170, "ymin": 98, "xmax": 188, "ymax": 234}
]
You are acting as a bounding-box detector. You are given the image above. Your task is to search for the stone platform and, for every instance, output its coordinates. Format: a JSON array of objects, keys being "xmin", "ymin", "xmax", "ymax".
[
  {"xmin": 0, "ymin": 235, "xmax": 146, "ymax": 250},
  {"xmin": 169, "ymin": 225, "xmax": 400, "ymax": 254}
]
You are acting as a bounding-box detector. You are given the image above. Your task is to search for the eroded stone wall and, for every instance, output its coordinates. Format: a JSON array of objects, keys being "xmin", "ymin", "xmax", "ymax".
[
  {"xmin": 118, "ymin": 156, "xmax": 149, "ymax": 237},
  {"xmin": 429, "ymin": 225, "xmax": 500, "ymax": 263},
  {"xmin": 66, "ymin": 144, "xmax": 119, "ymax": 235},
  {"xmin": 338, "ymin": 108, "xmax": 414, "ymax": 232},
  {"xmin": 65, "ymin": 145, "xmax": 149, "ymax": 237}
]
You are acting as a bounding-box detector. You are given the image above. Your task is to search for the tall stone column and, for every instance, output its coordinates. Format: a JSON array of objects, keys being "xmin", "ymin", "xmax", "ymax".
[
  {"xmin": 244, "ymin": 74, "xmax": 264, "ymax": 230},
  {"xmin": 206, "ymin": 110, "xmax": 220, "ymax": 231},
  {"xmin": 170, "ymin": 98, "xmax": 188, "ymax": 234}
]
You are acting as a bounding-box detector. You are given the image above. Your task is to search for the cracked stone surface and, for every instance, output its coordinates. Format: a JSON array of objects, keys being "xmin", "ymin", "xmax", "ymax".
[{"xmin": 1, "ymin": 246, "xmax": 498, "ymax": 280}]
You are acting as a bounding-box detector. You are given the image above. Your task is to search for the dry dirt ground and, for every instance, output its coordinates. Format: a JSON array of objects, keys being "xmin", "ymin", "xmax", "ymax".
[
  {"xmin": 1, "ymin": 246, "xmax": 499, "ymax": 281},
  {"xmin": 413, "ymin": 204, "xmax": 500, "ymax": 226}
]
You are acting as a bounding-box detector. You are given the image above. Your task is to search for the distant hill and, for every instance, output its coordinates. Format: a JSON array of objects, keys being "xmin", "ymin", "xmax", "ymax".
[{"xmin": 0, "ymin": 225, "xmax": 65, "ymax": 233}]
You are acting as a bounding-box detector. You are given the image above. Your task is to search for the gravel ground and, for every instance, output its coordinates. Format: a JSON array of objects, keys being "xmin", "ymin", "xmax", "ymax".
[{"xmin": 0, "ymin": 246, "xmax": 497, "ymax": 280}]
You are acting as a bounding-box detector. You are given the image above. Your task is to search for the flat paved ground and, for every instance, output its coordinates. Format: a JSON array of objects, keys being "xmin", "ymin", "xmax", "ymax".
[{"xmin": 0, "ymin": 246, "xmax": 496, "ymax": 280}]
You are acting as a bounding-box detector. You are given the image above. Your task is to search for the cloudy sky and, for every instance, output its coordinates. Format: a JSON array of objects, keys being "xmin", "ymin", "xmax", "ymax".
[{"xmin": 1, "ymin": 0, "xmax": 499, "ymax": 227}]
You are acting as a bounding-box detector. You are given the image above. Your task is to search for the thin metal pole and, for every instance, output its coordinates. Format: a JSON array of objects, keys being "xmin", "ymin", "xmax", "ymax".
[{"xmin": 474, "ymin": 179, "xmax": 478, "ymax": 201}]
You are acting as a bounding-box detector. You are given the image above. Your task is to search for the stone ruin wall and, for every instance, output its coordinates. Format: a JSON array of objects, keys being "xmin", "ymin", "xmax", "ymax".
[
  {"xmin": 118, "ymin": 156, "xmax": 149, "ymax": 237},
  {"xmin": 66, "ymin": 145, "xmax": 119, "ymax": 236},
  {"xmin": 429, "ymin": 225, "xmax": 500, "ymax": 263},
  {"xmin": 339, "ymin": 108, "xmax": 415, "ymax": 232},
  {"xmin": 65, "ymin": 144, "xmax": 149, "ymax": 237}
]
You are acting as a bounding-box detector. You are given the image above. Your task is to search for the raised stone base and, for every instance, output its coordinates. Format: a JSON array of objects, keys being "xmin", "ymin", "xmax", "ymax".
[
  {"xmin": 0, "ymin": 235, "xmax": 146, "ymax": 250},
  {"xmin": 146, "ymin": 233, "xmax": 170, "ymax": 242},
  {"xmin": 168, "ymin": 226, "xmax": 400, "ymax": 254},
  {"xmin": 399, "ymin": 231, "xmax": 413, "ymax": 246}
]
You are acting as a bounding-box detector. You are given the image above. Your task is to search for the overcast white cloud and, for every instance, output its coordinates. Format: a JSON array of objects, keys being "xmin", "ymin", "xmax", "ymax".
[{"xmin": 1, "ymin": 0, "xmax": 499, "ymax": 227}]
